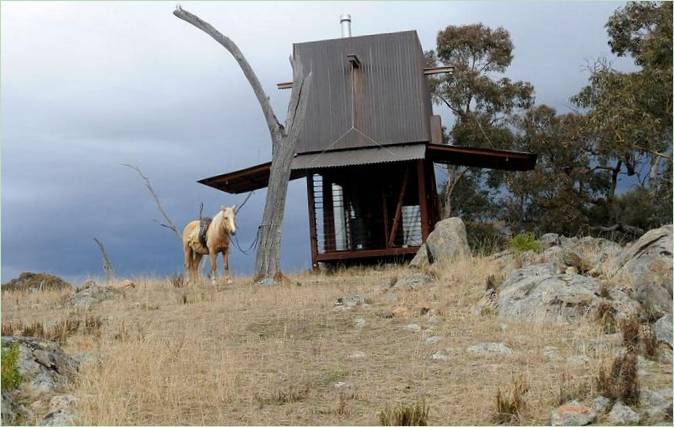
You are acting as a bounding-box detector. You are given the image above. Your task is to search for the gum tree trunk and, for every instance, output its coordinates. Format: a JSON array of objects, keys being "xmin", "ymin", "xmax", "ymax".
[{"xmin": 174, "ymin": 6, "xmax": 312, "ymax": 285}]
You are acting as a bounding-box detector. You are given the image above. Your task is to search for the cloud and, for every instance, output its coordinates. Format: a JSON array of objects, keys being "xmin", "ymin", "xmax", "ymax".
[{"xmin": 1, "ymin": 1, "xmax": 630, "ymax": 282}]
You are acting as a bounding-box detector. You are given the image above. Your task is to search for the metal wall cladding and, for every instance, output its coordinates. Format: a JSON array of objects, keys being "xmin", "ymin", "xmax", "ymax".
[{"xmin": 293, "ymin": 31, "xmax": 432, "ymax": 154}]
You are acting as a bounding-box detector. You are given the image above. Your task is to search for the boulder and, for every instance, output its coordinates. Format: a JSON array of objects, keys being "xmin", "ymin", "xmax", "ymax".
[
  {"xmin": 610, "ymin": 225, "xmax": 672, "ymax": 314},
  {"xmin": 2, "ymin": 272, "xmax": 73, "ymax": 292},
  {"xmin": 640, "ymin": 389, "xmax": 672, "ymax": 422},
  {"xmin": 466, "ymin": 342, "xmax": 513, "ymax": 356},
  {"xmin": 497, "ymin": 264, "xmax": 598, "ymax": 323},
  {"xmin": 550, "ymin": 400, "xmax": 596, "ymax": 426},
  {"xmin": 2, "ymin": 391, "xmax": 32, "ymax": 425},
  {"xmin": 1, "ymin": 336, "xmax": 79, "ymax": 397},
  {"xmin": 591, "ymin": 395, "xmax": 612, "ymax": 414},
  {"xmin": 654, "ymin": 314, "xmax": 672, "ymax": 347},
  {"xmin": 410, "ymin": 217, "xmax": 469, "ymax": 267},
  {"xmin": 68, "ymin": 284, "xmax": 121, "ymax": 309},
  {"xmin": 392, "ymin": 272, "xmax": 434, "ymax": 290},
  {"xmin": 607, "ymin": 401, "xmax": 640, "ymax": 425},
  {"xmin": 335, "ymin": 294, "xmax": 366, "ymax": 308},
  {"xmin": 496, "ymin": 263, "xmax": 640, "ymax": 324}
]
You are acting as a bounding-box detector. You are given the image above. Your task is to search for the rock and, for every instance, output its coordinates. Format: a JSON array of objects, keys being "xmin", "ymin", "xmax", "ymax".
[
  {"xmin": 466, "ymin": 342, "xmax": 513, "ymax": 356},
  {"xmin": 540, "ymin": 233, "xmax": 561, "ymax": 249},
  {"xmin": 640, "ymin": 389, "xmax": 671, "ymax": 421},
  {"xmin": 404, "ymin": 323, "xmax": 421, "ymax": 333},
  {"xmin": 568, "ymin": 355, "xmax": 590, "ymax": 365},
  {"xmin": 348, "ymin": 351, "xmax": 367, "ymax": 360},
  {"xmin": 607, "ymin": 401, "xmax": 640, "ymax": 425},
  {"xmin": 430, "ymin": 351, "xmax": 449, "ymax": 361},
  {"xmin": 354, "ymin": 318, "xmax": 366, "ymax": 329},
  {"xmin": 424, "ymin": 336, "xmax": 441, "ymax": 345},
  {"xmin": 2, "ymin": 272, "xmax": 73, "ymax": 292},
  {"xmin": 333, "ymin": 381, "xmax": 354, "ymax": 390},
  {"xmin": 550, "ymin": 400, "xmax": 596, "ymax": 426},
  {"xmin": 2, "ymin": 391, "xmax": 33, "ymax": 425},
  {"xmin": 335, "ymin": 294, "xmax": 365, "ymax": 308},
  {"xmin": 571, "ymin": 236, "xmax": 622, "ymax": 271},
  {"xmin": 410, "ymin": 217, "xmax": 470, "ymax": 267},
  {"xmin": 392, "ymin": 272, "xmax": 433, "ymax": 290},
  {"xmin": 655, "ymin": 314, "xmax": 672, "ymax": 347},
  {"xmin": 543, "ymin": 346, "xmax": 561, "ymax": 361},
  {"xmin": 1, "ymin": 336, "xmax": 79, "ymax": 397},
  {"xmin": 497, "ymin": 264, "xmax": 600, "ymax": 323},
  {"xmin": 68, "ymin": 284, "xmax": 121, "ymax": 309},
  {"xmin": 41, "ymin": 394, "xmax": 78, "ymax": 425},
  {"xmin": 610, "ymin": 225, "xmax": 672, "ymax": 314},
  {"xmin": 591, "ymin": 395, "xmax": 612, "ymax": 414}
]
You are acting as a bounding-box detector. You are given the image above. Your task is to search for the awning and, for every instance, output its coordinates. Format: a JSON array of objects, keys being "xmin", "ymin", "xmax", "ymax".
[
  {"xmin": 198, "ymin": 162, "xmax": 308, "ymax": 194},
  {"xmin": 290, "ymin": 143, "xmax": 426, "ymax": 170},
  {"xmin": 427, "ymin": 144, "xmax": 537, "ymax": 171}
]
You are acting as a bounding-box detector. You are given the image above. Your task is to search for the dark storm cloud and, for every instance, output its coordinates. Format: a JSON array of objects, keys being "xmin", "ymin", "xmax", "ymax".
[{"xmin": 1, "ymin": 1, "xmax": 630, "ymax": 282}]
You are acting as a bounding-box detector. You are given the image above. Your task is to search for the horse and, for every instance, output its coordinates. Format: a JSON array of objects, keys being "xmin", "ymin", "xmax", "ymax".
[{"xmin": 182, "ymin": 206, "xmax": 237, "ymax": 284}]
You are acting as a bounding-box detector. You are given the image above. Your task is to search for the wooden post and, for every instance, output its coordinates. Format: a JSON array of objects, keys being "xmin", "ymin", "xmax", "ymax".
[
  {"xmin": 427, "ymin": 159, "xmax": 440, "ymax": 229},
  {"xmin": 387, "ymin": 166, "xmax": 410, "ymax": 247},
  {"xmin": 306, "ymin": 175, "xmax": 319, "ymax": 269},
  {"xmin": 417, "ymin": 159, "xmax": 431, "ymax": 240},
  {"xmin": 382, "ymin": 191, "xmax": 390, "ymax": 247}
]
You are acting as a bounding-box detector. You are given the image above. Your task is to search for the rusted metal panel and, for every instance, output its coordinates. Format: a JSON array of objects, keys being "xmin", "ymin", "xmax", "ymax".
[
  {"xmin": 291, "ymin": 143, "xmax": 426, "ymax": 170},
  {"xmin": 427, "ymin": 144, "xmax": 537, "ymax": 171},
  {"xmin": 293, "ymin": 31, "xmax": 432, "ymax": 154}
]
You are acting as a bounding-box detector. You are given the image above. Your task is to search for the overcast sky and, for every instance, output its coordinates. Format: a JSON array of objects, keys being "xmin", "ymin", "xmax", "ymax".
[{"xmin": 1, "ymin": 1, "xmax": 634, "ymax": 283}]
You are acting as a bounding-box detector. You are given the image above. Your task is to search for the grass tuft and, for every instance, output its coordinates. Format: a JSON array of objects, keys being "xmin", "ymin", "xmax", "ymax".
[
  {"xmin": 595, "ymin": 352, "xmax": 640, "ymax": 405},
  {"xmin": 1, "ymin": 343, "xmax": 22, "ymax": 392},
  {"xmin": 509, "ymin": 233, "xmax": 542, "ymax": 254},
  {"xmin": 494, "ymin": 375, "xmax": 529, "ymax": 424},
  {"xmin": 379, "ymin": 400, "xmax": 429, "ymax": 426}
]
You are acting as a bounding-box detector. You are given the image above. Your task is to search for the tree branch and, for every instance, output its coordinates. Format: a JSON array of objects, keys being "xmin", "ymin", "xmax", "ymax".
[
  {"xmin": 93, "ymin": 237, "xmax": 113, "ymax": 283},
  {"xmin": 173, "ymin": 5, "xmax": 284, "ymax": 142},
  {"xmin": 122, "ymin": 163, "xmax": 181, "ymax": 242}
]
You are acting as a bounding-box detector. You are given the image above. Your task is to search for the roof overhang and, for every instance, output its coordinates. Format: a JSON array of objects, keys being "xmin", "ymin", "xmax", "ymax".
[
  {"xmin": 426, "ymin": 144, "xmax": 537, "ymax": 171},
  {"xmin": 198, "ymin": 144, "xmax": 536, "ymax": 194}
]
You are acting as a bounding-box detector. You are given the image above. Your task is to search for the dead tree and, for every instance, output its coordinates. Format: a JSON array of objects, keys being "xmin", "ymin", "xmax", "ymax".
[
  {"xmin": 122, "ymin": 163, "xmax": 182, "ymax": 243},
  {"xmin": 93, "ymin": 238, "xmax": 113, "ymax": 283},
  {"xmin": 174, "ymin": 6, "xmax": 312, "ymax": 284}
]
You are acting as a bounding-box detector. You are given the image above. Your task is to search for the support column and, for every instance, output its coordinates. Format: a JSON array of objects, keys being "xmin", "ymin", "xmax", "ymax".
[
  {"xmin": 306, "ymin": 175, "xmax": 319, "ymax": 270},
  {"xmin": 417, "ymin": 159, "xmax": 431, "ymax": 240}
]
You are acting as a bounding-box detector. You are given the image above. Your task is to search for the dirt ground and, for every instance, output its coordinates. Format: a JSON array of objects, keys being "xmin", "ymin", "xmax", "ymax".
[{"xmin": 2, "ymin": 256, "xmax": 671, "ymax": 425}]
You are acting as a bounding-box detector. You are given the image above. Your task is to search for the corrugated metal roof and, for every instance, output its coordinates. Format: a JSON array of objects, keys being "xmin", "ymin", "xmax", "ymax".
[
  {"xmin": 291, "ymin": 143, "xmax": 426, "ymax": 170},
  {"xmin": 293, "ymin": 31, "xmax": 432, "ymax": 154},
  {"xmin": 197, "ymin": 162, "xmax": 307, "ymax": 194}
]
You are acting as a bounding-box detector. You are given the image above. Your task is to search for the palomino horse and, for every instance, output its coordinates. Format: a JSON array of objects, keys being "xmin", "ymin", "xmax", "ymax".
[{"xmin": 182, "ymin": 206, "xmax": 237, "ymax": 284}]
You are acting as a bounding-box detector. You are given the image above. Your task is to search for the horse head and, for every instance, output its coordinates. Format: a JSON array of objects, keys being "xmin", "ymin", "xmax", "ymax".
[{"xmin": 220, "ymin": 205, "xmax": 237, "ymax": 236}]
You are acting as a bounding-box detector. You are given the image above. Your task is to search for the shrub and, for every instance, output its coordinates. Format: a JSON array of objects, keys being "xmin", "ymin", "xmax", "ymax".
[
  {"xmin": 641, "ymin": 324, "xmax": 659, "ymax": 360},
  {"xmin": 379, "ymin": 400, "xmax": 429, "ymax": 426},
  {"xmin": 595, "ymin": 352, "xmax": 639, "ymax": 404},
  {"xmin": 494, "ymin": 375, "xmax": 529, "ymax": 424},
  {"xmin": 557, "ymin": 373, "xmax": 590, "ymax": 405},
  {"xmin": 509, "ymin": 233, "xmax": 542, "ymax": 254},
  {"xmin": 1, "ymin": 343, "xmax": 22, "ymax": 392},
  {"xmin": 594, "ymin": 301, "xmax": 617, "ymax": 334}
]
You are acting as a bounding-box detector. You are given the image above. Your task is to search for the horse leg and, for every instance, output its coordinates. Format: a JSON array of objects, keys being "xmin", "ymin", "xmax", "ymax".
[
  {"xmin": 208, "ymin": 250, "xmax": 218, "ymax": 284},
  {"xmin": 183, "ymin": 244, "xmax": 194, "ymax": 284},
  {"xmin": 222, "ymin": 250, "xmax": 232, "ymax": 284},
  {"xmin": 193, "ymin": 253, "xmax": 204, "ymax": 284}
]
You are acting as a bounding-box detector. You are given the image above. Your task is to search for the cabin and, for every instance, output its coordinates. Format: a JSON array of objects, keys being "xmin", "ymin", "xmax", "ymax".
[{"xmin": 199, "ymin": 17, "xmax": 537, "ymax": 269}]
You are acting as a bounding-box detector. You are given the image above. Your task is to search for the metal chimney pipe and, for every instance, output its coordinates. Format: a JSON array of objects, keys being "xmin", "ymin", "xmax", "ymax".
[{"xmin": 340, "ymin": 14, "xmax": 352, "ymax": 37}]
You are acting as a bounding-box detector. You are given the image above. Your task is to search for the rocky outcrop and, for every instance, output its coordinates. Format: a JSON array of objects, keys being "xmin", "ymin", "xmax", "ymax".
[
  {"xmin": 1, "ymin": 336, "xmax": 79, "ymax": 396},
  {"xmin": 495, "ymin": 264, "xmax": 638, "ymax": 323},
  {"xmin": 550, "ymin": 400, "xmax": 596, "ymax": 426},
  {"xmin": 609, "ymin": 225, "xmax": 673, "ymax": 314},
  {"xmin": 68, "ymin": 282, "xmax": 122, "ymax": 309},
  {"xmin": 1, "ymin": 336, "xmax": 79, "ymax": 425},
  {"xmin": 654, "ymin": 314, "xmax": 672, "ymax": 348},
  {"xmin": 607, "ymin": 401, "xmax": 641, "ymax": 425},
  {"xmin": 2, "ymin": 272, "xmax": 73, "ymax": 292},
  {"xmin": 410, "ymin": 218, "xmax": 470, "ymax": 267}
]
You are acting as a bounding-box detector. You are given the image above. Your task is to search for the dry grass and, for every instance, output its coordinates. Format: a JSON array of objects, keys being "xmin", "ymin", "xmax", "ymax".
[
  {"xmin": 595, "ymin": 351, "xmax": 640, "ymax": 404},
  {"xmin": 494, "ymin": 375, "xmax": 529, "ymax": 424},
  {"xmin": 1, "ymin": 258, "xmax": 671, "ymax": 425},
  {"xmin": 379, "ymin": 399, "xmax": 429, "ymax": 426}
]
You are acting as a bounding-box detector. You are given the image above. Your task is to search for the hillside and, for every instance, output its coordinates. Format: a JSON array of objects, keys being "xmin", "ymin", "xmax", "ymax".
[{"xmin": 2, "ymin": 226, "xmax": 672, "ymax": 425}]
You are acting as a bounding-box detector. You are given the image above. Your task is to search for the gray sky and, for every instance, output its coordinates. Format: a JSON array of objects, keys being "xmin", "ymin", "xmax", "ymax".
[{"xmin": 1, "ymin": 1, "xmax": 633, "ymax": 283}]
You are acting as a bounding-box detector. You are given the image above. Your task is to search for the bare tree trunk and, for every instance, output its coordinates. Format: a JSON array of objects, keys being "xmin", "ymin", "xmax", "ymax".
[
  {"xmin": 440, "ymin": 166, "xmax": 466, "ymax": 218},
  {"xmin": 174, "ymin": 6, "xmax": 312, "ymax": 285},
  {"xmin": 93, "ymin": 238, "xmax": 113, "ymax": 283}
]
